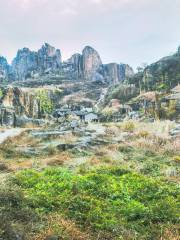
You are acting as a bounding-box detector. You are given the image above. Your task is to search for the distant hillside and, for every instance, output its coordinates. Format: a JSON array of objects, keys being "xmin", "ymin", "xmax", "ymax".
[{"xmin": 128, "ymin": 46, "xmax": 180, "ymax": 92}]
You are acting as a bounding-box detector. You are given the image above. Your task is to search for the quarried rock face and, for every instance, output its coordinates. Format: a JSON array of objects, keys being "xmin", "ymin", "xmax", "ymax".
[
  {"xmin": 0, "ymin": 86, "xmax": 63, "ymax": 120},
  {"xmin": 1, "ymin": 86, "xmax": 40, "ymax": 118},
  {"xmin": 82, "ymin": 46, "xmax": 102, "ymax": 80}
]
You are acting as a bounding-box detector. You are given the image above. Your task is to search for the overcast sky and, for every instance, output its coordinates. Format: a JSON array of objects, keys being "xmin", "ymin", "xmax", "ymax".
[{"xmin": 0, "ymin": 0, "xmax": 180, "ymax": 70}]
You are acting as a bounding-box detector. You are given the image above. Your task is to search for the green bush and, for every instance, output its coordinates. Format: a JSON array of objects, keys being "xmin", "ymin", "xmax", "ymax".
[{"xmin": 15, "ymin": 166, "xmax": 179, "ymax": 239}]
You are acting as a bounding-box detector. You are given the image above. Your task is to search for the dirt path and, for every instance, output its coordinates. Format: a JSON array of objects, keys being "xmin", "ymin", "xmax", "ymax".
[{"xmin": 0, "ymin": 128, "xmax": 24, "ymax": 144}]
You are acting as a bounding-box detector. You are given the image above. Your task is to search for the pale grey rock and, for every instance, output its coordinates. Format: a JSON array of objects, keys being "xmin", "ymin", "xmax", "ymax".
[
  {"xmin": 11, "ymin": 43, "xmax": 62, "ymax": 81},
  {"xmin": 11, "ymin": 48, "xmax": 38, "ymax": 81},
  {"xmin": 2, "ymin": 43, "xmax": 134, "ymax": 86},
  {"xmin": 0, "ymin": 56, "xmax": 10, "ymax": 82},
  {"xmin": 37, "ymin": 43, "xmax": 61, "ymax": 73}
]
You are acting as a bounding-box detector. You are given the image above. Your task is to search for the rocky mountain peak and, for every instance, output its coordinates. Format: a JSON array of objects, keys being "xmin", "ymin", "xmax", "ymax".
[
  {"xmin": 37, "ymin": 43, "xmax": 62, "ymax": 72},
  {"xmin": 0, "ymin": 56, "xmax": 10, "ymax": 81},
  {"xmin": 82, "ymin": 46, "xmax": 102, "ymax": 80},
  {"xmin": 178, "ymin": 46, "xmax": 180, "ymax": 55},
  {"xmin": 0, "ymin": 43, "xmax": 134, "ymax": 85},
  {"xmin": 10, "ymin": 43, "xmax": 62, "ymax": 81}
]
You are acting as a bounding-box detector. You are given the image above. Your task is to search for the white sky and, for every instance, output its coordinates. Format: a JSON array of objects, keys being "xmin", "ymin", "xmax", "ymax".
[{"xmin": 0, "ymin": 0, "xmax": 180, "ymax": 70}]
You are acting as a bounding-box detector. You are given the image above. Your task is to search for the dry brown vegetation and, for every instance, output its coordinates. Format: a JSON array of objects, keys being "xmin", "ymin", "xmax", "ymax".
[{"xmin": 33, "ymin": 214, "xmax": 91, "ymax": 240}]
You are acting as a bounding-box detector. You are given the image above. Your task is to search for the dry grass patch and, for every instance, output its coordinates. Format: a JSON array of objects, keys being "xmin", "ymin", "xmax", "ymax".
[
  {"xmin": 45, "ymin": 152, "xmax": 72, "ymax": 166},
  {"xmin": 121, "ymin": 121, "xmax": 136, "ymax": 132},
  {"xmin": 9, "ymin": 160, "xmax": 34, "ymax": 171},
  {"xmin": 33, "ymin": 214, "xmax": 91, "ymax": 240}
]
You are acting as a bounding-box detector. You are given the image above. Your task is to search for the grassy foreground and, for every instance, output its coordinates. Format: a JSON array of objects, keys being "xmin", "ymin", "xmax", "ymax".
[
  {"xmin": 0, "ymin": 121, "xmax": 179, "ymax": 239},
  {"xmin": 1, "ymin": 166, "xmax": 178, "ymax": 240}
]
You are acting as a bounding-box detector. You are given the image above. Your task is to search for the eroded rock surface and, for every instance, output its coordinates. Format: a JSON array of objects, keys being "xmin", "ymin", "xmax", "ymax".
[
  {"xmin": 11, "ymin": 43, "xmax": 62, "ymax": 81},
  {"xmin": 1, "ymin": 43, "xmax": 134, "ymax": 85}
]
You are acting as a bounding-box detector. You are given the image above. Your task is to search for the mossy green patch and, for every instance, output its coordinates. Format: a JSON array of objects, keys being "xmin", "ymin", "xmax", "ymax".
[{"xmin": 15, "ymin": 166, "xmax": 180, "ymax": 239}]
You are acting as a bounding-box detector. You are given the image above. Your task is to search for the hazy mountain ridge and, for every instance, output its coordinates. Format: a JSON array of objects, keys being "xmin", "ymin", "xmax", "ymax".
[{"xmin": 0, "ymin": 43, "xmax": 134, "ymax": 85}]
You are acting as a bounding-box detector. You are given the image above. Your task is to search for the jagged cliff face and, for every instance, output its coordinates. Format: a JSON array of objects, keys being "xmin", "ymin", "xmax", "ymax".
[
  {"xmin": 1, "ymin": 87, "xmax": 40, "ymax": 118},
  {"xmin": 11, "ymin": 48, "xmax": 38, "ymax": 81},
  {"xmin": 11, "ymin": 43, "xmax": 62, "ymax": 81},
  {"xmin": 98, "ymin": 63, "xmax": 134, "ymax": 85},
  {"xmin": 0, "ymin": 56, "xmax": 10, "ymax": 82},
  {"xmin": 67, "ymin": 53, "xmax": 83, "ymax": 79},
  {"xmin": 37, "ymin": 43, "xmax": 61, "ymax": 73},
  {"xmin": 0, "ymin": 86, "xmax": 62, "ymax": 119},
  {"xmin": 1, "ymin": 43, "xmax": 134, "ymax": 85},
  {"xmin": 82, "ymin": 46, "xmax": 102, "ymax": 80},
  {"xmin": 67, "ymin": 46, "xmax": 134, "ymax": 83}
]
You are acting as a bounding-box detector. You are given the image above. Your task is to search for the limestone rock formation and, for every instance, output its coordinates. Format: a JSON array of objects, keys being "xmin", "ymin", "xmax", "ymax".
[
  {"xmin": 129, "ymin": 46, "xmax": 180, "ymax": 91},
  {"xmin": 11, "ymin": 43, "xmax": 62, "ymax": 81},
  {"xmin": 67, "ymin": 53, "xmax": 83, "ymax": 79},
  {"xmin": 37, "ymin": 43, "xmax": 62, "ymax": 73},
  {"xmin": 1, "ymin": 86, "xmax": 40, "ymax": 118},
  {"xmin": 100, "ymin": 63, "xmax": 134, "ymax": 85},
  {"xmin": 66, "ymin": 46, "xmax": 103, "ymax": 81},
  {"xmin": 1, "ymin": 43, "xmax": 134, "ymax": 85},
  {"xmin": 11, "ymin": 48, "xmax": 38, "ymax": 81},
  {"xmin": 0, "ymin": 85, "xmax": 64, "ymax": 119},
  {"xmin": 0, "ymin": 56, "xmax": 10, "ymax": 82},
  {"xmin": 82, "ymin": 46, "xmax": 102, "ymax": 80}
]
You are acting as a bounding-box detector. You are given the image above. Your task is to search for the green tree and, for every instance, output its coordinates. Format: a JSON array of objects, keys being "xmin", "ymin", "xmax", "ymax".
[
  {"xmin": 0, "ymin": 89, "xmax": 3, "ymax": 98},
  {"xmin": 36, "ymin": 89, "xmax": 54, "ymax": 114}
]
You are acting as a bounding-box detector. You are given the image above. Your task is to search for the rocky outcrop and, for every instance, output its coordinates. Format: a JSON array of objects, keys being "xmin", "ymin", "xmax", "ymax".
[
  {"xmin": 67, "ymin": 53, "xmax": 83, "ymax": 79},
  {"xmin": 82, "ymin": 46, "xmax": 102, "ymax": 80},
  {"xmin": 0, "ymin": 86, "xmax": 63, "ymax": 126},
  {"xmin": 37, "ymin": 43, "xmax": 61, "ymax": 73},
  {"xmin": 11, "ymin": 48, "xmax": 38, "ymax": 81},
  {"xmin": 2, "ymin": 43, "xmax": 134, "ymax": 85},
  {"xmin": 130, "ymin": 46, "xmax": 180, "ymax": 91},
  {"xmin": 99, "ymin": 63, "xmax": 134, "ymax": 85},
  {"xmin": 1, "ymin": 86, "xmax": 40, "ymax": 118},
  {"xmin": 11, "ymin": 43, "xmax": 62, "ymax": 81},
  {"xmin": 0, "ymin": 85, "xmax": 65, "ymax": 116},
  {"xmin": 67, "ymin": 46, "xmax": 133, "ymax": 83},
  {"xmin": 0, "ymin": 56, "xmax": 10, "ymax": 82},
  {"xmin": 67, "ymin": 46, "xmax": 102, "ymax": 80}
]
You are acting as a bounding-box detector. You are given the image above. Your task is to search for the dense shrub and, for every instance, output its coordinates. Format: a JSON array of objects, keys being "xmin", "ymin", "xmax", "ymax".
[{"xmin": 15, "ymin": 166, "xmax": 179, "ymax": 239}]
